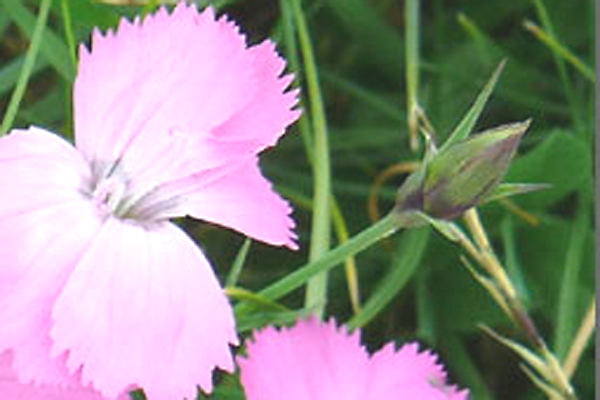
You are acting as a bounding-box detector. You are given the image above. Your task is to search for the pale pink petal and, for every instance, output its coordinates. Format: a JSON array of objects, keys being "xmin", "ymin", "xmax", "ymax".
[
  {"xmin": 211, "ymin": 39, "xmax": 301, "ymax": 149},
  {"xmin": 369, "ymin": 342, "xmax": 469, "ymax": 399},
  {"xmin": 239, "ymin": 319, "xmax": 469, "ymax": 400},
  {"xmin": 0, "ymin": 128, "xmax": 102, "ymax": 387},
  {"xmin": 238, "ymin": 318, "xmax": 370, "ymax": 400},
  {"xmin": 74, "ymin": 4, "xmax": 297, "ymax": 191},
  {"xmin": 0, "ymin": 127, "xmax": 90, "ymax": 216},
  {"xmin": 51, "ymin": 218, "xmax": 237, "ymax": 400},
  {"xmin": 0, "ymin": 351, "xmax": 123, "ymax": 400},
  {"xmin": 0, "ymin": 201, "xmax": 102, "ymax": 387},
  {"xmin": 159, "ymin": 157, "xmax": 296, "ymax": 248}
]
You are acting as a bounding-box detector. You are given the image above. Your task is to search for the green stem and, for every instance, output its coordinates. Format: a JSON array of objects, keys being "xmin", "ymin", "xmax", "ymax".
[
  {"xmin": 280, "ymin": 0, "xmax": 314, "ymax": 158},
  {"xmin": 258, "ymin": 213, "xmax": 402, "ymax": 303},
  {"xmin": 60, "ymin": 0, "xmax": 76, "ymax": 68},
  {"xmin": 1, "ymin": 0, "xmax": 53, "ymax": 135},
  {"xmin": 289, "ymin": 0, "xmax": 332, "ymax": 318},
  {"xmin": 405, "ymin": 0, "xmax": 420, "ymax": 150}
]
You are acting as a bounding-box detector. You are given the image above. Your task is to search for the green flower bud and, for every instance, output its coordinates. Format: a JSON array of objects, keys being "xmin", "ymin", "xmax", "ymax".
[{"xmin": 395, "ymin": 120, "xmax": 530, "ymax": 220}]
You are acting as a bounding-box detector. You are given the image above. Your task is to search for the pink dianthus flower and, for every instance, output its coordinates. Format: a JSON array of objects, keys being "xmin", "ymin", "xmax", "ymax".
[
  {"xmin": 0, "ymin": 3, "xmax": 299, "ymax": 400},
  {"xmin": 0, "ymin": 352, "xmax": 128, "ymax": 400},
  {"xmin": 238, "ymin": 318, "xmax": 469, "ymax": 400}
]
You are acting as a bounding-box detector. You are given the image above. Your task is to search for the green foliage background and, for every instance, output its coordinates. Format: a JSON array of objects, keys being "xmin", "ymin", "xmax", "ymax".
[{"xmin": 0, "ymin": 0, "xmax": 594, "ymax": 399}]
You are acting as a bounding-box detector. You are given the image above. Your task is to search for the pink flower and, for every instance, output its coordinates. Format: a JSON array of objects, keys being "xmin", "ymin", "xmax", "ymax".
[
  {"xmin": 0, "ymin": 3, "xmax": 298, "ymax": 400},
  {"xmin": 238, "ymin": 319, "xmax": 469, "ymax": 400},
  {"xmin": 0, "ymin": 351, "xmax": 128, "ymax": 400}
]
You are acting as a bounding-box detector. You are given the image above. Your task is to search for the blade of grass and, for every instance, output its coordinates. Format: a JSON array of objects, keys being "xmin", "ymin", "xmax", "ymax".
[
  {"xmin": 532, "ymin": 0, "xmax": 584, "ymax": 130},
  {"xmin": 523, "ymin": 20, "xmax": 595, "ymax": 83},
  {"xmin": 347, "ymin": 227, "xmax": 429, "ymax": 329},
  {"xmin": 330, "ymin": 199, "xmax": 362, "ymax": 313},
  {"xmin": 235, "ymin": 308, "xmax": 314, "ymax": 334},
  {"xmin": 321, "ymin": 69, "xmax": 404, "ymax": 123},
  {"xmin": 225, "ymin": 287, "xmax": 288, "ymax": 312},
  {"xmin": 1, "ymin": 0, "xmax": 74, "ymax": 80},
  {"xmin": 554, "ymin": 195, "xmax": 589, "ymax": 359},
  {"xmin": 276, "ymin": 186, "xmax": 363, "ymax": 313},
  {"xmin": 225, "ymin": 239, "xmax": 252, "ymax": 288},
  {"xmin": 280, "ymin": 0, "xmax": 313, "ymax": 157},
  {"xmin": 0, "ymin": 0, "xmax": 53, "ymax": 135},
  {"xmin": 500, "ymin": 216, "xmax": 530, "ymax": 304},
  {"xmin": 457, "ymin": 12, "xmax": 496, "ymax": 66},
  {"xmin": 455, "ymin": 13, "xmax": 568, "ymax": 117},
  {"xmin": 281, "ymin": 4, "xmax": 363, "ymax": 315},
  {"xmin": 287, "ymin": 0, "xmax": 332, "ymax": 318},
  {"xmin": 60, "ymin": 0, "xmax": 77, "ymax": 68},
  {"xmin": 415, "ymin": 268, "xmax": 436, "ymax": 344}
]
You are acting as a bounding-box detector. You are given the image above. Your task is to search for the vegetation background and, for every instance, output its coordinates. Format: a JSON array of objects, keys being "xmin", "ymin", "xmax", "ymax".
[{"xmin": 0, "ymin": 0, "xmax": 594, "ymax": 399}]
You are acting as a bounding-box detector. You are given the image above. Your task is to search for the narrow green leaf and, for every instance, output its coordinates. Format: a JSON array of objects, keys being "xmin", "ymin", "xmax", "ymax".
[
  {"xmin": 1, "ymin": 0, "xmax": 75, "ymax": 80},
  {"xmin": 235, "ymin": 308, "xmax": 314, "ymax": 334},
  {"xmin": 521, "ymin": 365, "xmax": 564, "ymax": 400},
  {"xmin": 439, "ymin": 61, "xmax": 505, "ymax": 152},
  {"xmin": 554, "ymin": 197, "xmax": 589, "ymax": 359},
  {"xmin": 481, "ymin": 325, "xmax": 553, "ymax": 384},
  {"xmin": 500, "ymin": 216, "xmax": 530, "ymax": 304},
  {"xmin": 286, "ymin": 0, "xmax": 332, "ymax": 318},
  {"xmin": 1, "ymin": 0, "xmax": 53, "ymax": 135},
  {"xmin": 482, "ymin": 183, "xmax": 550, "ymax": 203},
  {"xmin": 461, "ymin": 257, "xmax": 512, "ymax": 317},
  {"xmin": 238, "ymin": 213, "xmax": 401, "ymax": 306},
  {"xmin": 225, "ymin": 239, "xmax": 252, "ymax": 288},
  {"xmin": 524, "ymin": 20, "xmax": 595, "ymax": 83},
  {"xmin": 226, "ymin": 287, "xmax": 288, "ymax": 312}
]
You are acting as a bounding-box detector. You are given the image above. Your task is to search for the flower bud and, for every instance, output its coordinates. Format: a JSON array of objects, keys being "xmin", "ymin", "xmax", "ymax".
[{"xmin": 395, "ymin": 120, "xmax": 530, "ymax": 220}]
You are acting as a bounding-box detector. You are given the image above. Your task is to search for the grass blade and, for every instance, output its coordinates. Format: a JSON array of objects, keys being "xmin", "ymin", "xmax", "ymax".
[
  {"xmin": 348, "ymin": 227, "xmax": 429, "ymax": 329},
  {"xmin": 1, "ymin": 0, "xmax": 53, "ymax": 135}
]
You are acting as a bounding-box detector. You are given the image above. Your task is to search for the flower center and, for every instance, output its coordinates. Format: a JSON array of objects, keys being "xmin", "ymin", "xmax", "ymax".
[
  {"xmin": 85, "ymin": 161, "xmax": 179, "ymax": 223},
  {"xmin": 91, "ymin": 175, "xmax": 130, "ymax": 218}
]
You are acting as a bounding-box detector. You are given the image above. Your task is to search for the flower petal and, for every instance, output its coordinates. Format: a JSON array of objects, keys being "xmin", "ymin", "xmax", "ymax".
[
  {"xmin": 239, "ymin": 319, "xmax": 469, "ymax": 400},
  {"xmin": 75, "ymin": 3, "xmax": 297, "ymax": 194},
  {"xmin": 0, "ymin": 127, "xmax": 90, "ymax": 216},
  {"xmin": 238, "ymin": 318, "xmax": 369, "ymax": 400},
  {"xmin": 51, "ymin": 218, "xmax": 237, "ymax": 400},
  {"xmin": 0, "ymin": 128, "xmax": 102, "ymax": 387},
  {"xmin": 0, "ymin": 200, "xmax": 103, "ymax": 387},
  {"xmin": 0, "ymin": 351, "xmax": 121, "ymax": 400},
  {"xmin": 162, "ymin": 157, "xmax": 297, "ymax": 248},
  {"xmin": 368, "ymin": 342, "xmax": 469, "ymax": 399}
]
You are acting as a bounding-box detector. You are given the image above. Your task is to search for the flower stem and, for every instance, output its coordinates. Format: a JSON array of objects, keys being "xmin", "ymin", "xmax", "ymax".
[
  {"xmin": 258, "ymin": 213, "xmax": 402, "ymax": 303},
  {"xmin": 289, "ymin": 0, "xmax": 332, "ymax": 318},
  {"xmin": 405, "ymin": 0, "xmax": 421, "ymax": 151}
]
